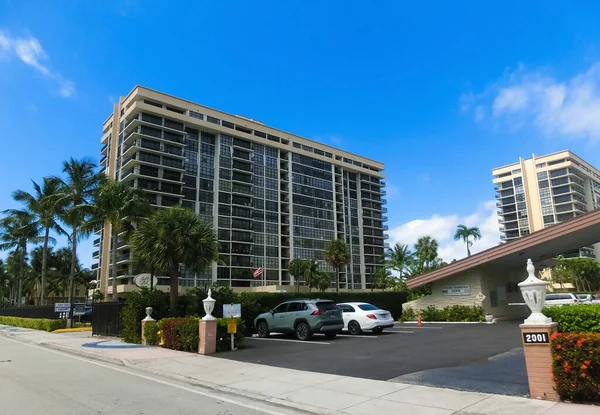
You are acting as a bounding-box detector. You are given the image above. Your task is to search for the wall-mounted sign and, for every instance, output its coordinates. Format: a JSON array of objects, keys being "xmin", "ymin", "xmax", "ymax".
[
  {"xmin": 134, "ymin": 273, "xmax": 158, "ymax": 288},
  {"xmin": 223, "ymin": 303, "xmax": 242, "ymax": 318},
  {"xmin": 442, "ymin": 285, "xmax": 471, "ymax": 296},
  {"xmin": 523, "ymin": 332, "xmax": 549, "ymax": 344},
  {"xmin": 476, "ymin": 293, "xmax": 486, "ymax": 302}
]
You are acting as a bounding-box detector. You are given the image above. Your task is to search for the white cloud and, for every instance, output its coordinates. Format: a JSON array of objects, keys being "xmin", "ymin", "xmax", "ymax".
[
  {"xmin": 0, "ymin": 30, "xmax": 75, "ymax": 97},
  {"xmin": 388, "ymin": 201, "xmax": 502, "ymax": 263},
  {"xmin": 464, "ymin": 62, "xmax": 600, "ymax": 142}
]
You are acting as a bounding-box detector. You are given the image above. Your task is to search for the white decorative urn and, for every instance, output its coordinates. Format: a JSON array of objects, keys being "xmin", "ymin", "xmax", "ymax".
[
  {"xmin": 202, "ymin": 289, "xmax": 216, "ymax": 321},
  {"xmin": 143, "ymin": 307, "xmax": 155, "ymax": 322},
  {"xmin": 518, "ymin": 259, "xmax": 552, "ymax": 325}
]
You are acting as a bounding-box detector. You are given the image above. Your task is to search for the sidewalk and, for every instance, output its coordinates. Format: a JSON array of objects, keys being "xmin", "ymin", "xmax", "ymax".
[{"xmin": 0, "ymin": 324, "xmax": 596, "ymax": 415}]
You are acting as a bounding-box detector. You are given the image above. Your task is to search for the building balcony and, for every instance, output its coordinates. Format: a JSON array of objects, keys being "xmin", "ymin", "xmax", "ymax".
[{"xmin": 92, "ymin": 250, "xmax": 99, "ymax": 259}]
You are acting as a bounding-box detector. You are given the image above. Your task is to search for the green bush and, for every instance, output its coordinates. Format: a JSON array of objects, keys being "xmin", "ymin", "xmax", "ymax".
[
  {"xmin": 177, "ymin": 318, "xmax": 200, "ymax": 353},
  {"xmin": 158, "ymin": 317, "xmax": 197, "ymax": 351},
  {"xmin": 542, "ymin": 305, "xmax": 600, "ymax": 333},
  {"xmin": 121, "ymin": 289, "xmax": 170, "ymax": 344},
  {"xmin": 401, "ymin": 305, "xmax": 484, "ymax": 322},
  {"xmin": 143, "ymin": 321, "xmax": 159, "ymax": 346},
  {"xmin": 551, "ymin": 332, "xmax": 600, "ymax": 402},
  {"xmin": 216, "ymin": 317, "xmax": 245, "ymax": 352},
  {"xmin": 0, "ymin": 316, "xmax": 66, "ymax": 331}
]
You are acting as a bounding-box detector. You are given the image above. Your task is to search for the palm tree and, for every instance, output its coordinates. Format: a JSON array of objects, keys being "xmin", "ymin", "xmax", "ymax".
[
  {"xmin": 0, "ymin": 211, "xmax": 42, "ymax": 304},
  {"xmin": 89, "ymin": 179, "xmax": 151, "ymax": 301},
  {"xmin": 387, "ymin": 243, "xmax": 413, "ymax": 280},
  {"xmin": 323, "ymin": 239, "xmax": 350, "ymax": 292},
  {"xmin": 453, "ymin": 224, "xmax": 482, "ymax": 257},
  {"xmin": 55, "ymin": 158, "xmax": 102, "ymax": 322},
  {"xmin": 288, "ymin": 258, "xmax": 310, "ymax": 288},
  {"xmin": 10, "ymin": 177, "xmax": 65, "ymax": 304},
  {"xmin": 412, "ymin": 236, "xmax": 440, "ymax": 276},
  {"xmin": 130, "ymin": 207, "xmax": 219, "ymax": 313}
]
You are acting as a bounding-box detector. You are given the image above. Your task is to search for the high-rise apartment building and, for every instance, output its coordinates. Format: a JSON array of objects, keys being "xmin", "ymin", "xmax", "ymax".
[
  {"xmin": 492, "ymin": 150, "xmax": 600, "ymax": 259},
  {"xmin": 94, "ymin": 86, "xmax": 388, "ymax": 294}
]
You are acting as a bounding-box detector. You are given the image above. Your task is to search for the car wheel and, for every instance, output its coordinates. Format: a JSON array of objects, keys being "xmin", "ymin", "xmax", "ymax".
[
  {"xmin": 348, "ymin": 320, "xmax": 362, "ymax": 335},
  {"xmin": 256, "ymin": 321, "xmax": 270, "ymax": 338},
  {"xmin": 325, "ymin": 332, "xmax": 337, "ymax": 339},
  {"xmin": 372, "ymin": 327, "xmax": 383, "ymax": 334},
  {"xmin": 295, "ymin": 322, "xmax": 312, "ymax": 341}
]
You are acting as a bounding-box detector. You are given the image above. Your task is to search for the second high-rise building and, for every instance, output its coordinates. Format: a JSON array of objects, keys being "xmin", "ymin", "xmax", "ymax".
[{"xmin": 95, "ymin": 86, "xmax": 388, "ymax": 295}]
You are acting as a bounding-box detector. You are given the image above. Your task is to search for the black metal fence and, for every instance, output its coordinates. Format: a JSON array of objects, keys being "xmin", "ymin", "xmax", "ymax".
[
  {"xmin": 0, "ymin": 305, "xmax": 58, "ymax": 319},
  {"xmin": 92, "ymin": 302, "xmax": 125, "ymax": 337}
]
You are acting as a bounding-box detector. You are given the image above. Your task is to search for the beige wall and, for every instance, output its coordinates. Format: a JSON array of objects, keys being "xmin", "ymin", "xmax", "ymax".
[{"xmin": 403, "ymin": 266, "xmax": 529, "ymax": 321}]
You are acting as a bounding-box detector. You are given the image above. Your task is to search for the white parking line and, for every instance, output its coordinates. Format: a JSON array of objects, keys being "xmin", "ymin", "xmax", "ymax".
[
  {"xmin": 247, "ymin": 337, "xmax": 331, "ymax": 345},
  {"xmin": 337, "ymin": 334, "xmax": 379, "ymax": 339},
  {"xmin": 384, "ymin": 330, "xmax": 414, "ymax": 333}
]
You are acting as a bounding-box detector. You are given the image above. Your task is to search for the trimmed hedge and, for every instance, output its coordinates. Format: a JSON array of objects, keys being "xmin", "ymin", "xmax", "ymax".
[
  {"xmin": 401, "ymin": 305, "xmax": 485, "ymax": 322},
  {"xmin": 144, "ymin": 321, "xmax": 160, "ymax": 346},
  {"xmin": 0, "ymin": 316, "xmax": 66, "ymax": 332},
  {"xmin": 551, "ymin": 332, "xmax": 600, "ymax": 402},
  {"xmin": 155, "ymin": 316, "xmax": 244, "ymax": 352},
  {"xmin": 543, "ymin": 305, "xmax": 600, "ymax": 333}
]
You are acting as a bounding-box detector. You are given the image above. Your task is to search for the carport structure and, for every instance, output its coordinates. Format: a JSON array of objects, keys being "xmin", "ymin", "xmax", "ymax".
[{"xmin": 405, "ymin": 209, "xmax": 600, "ymax": 320}]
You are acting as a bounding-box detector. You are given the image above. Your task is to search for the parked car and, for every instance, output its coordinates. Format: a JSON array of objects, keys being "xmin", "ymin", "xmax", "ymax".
[
  {"xmin": 254, "ymin": 299, "xmax": 344, "ymax": 341},
  {"xmin": 337, "ymin": 302, "xmax": 395, "ymax": 335},
  {"xmin": 544, "ymin": 293, "xmax": 580, "ymax": 306},
  {"xmin": 575, "ymin": 294, "xmax": 594, "ymax": 304}
]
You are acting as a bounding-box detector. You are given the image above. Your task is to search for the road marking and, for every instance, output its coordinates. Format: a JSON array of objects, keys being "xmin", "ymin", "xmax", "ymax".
[
  {"xmin": 383, "ymin": 330, "xmax": 414, "ymax": 333},
  {"xmin": 247, "ymin": 337, "xmax": 331, "ymax": 345},
  {"xmin": 1, "ymin": 336, "xmax": 290, "ymax": 415},
  {"xmin": 336, "ymin": 334, "xmax": 379, "ymax": 339}
]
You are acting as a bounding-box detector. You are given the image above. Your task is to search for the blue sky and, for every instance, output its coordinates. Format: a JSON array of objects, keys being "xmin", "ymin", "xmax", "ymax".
[{"xmin": 2, "ymin": 1, "xmax": 600, "ymax": 266}]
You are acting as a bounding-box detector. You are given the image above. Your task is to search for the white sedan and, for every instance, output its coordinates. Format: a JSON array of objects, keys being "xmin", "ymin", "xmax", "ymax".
[{"xmin": 337, "ymin": 302, "xmax": 395, "ymax": 335}]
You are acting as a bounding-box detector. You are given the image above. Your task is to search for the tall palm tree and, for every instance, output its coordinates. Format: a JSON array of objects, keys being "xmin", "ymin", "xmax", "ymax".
[
  {"xmin": 55, "ymin": 158, "xmax": 102, "ymax": 322},
  {"xmin": 130, "ymin": 207, "xmax": 219, "ymax": 313},
  {"xmin": 0, "ymin": 211, "xmax": 42, "ymax": 304},
  {"xmin": 323, "ymin": 238, "xmax": 350, "ymax": 292},
  {"xmin": 288, "ymin": 258, "xmax": 309, "ymax": 287},
  {"xmin": 412, "ymin": 236, "xmax": 440, "ymax": 276},
  {"xmin": 10, "ymin": 177, "xmax": 65, "ymax": 304},
  {"xmin": 89, "ymin": 179, "xmax": 151, "ymax": 301},
  {"xmin": 387, "ymin": 243, "xmax": 413, "ymax": 280},
  {"xmin": 47, "ymin": 247, "xmax": 72, "ymax": 298},
  {"xmin": 453, "ymin": 224, "xmax": 482, "ymax": 257}
]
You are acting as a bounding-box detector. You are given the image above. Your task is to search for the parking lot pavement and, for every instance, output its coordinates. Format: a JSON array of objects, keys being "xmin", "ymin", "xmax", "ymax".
[{"xmin": 218, "ymin": 321, "xmax": 526, "ymax": 395}]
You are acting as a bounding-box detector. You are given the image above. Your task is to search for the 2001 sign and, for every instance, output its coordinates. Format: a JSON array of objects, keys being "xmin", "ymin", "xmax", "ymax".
[{"xmin": 523, "ymin": 332, "xmax": 549, "ymax": 344}]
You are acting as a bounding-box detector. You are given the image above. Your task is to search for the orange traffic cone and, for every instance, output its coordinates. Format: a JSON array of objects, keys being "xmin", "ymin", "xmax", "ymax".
[{"xmin": 417, "ymin": 312, "xmax": 423, "ymax": 327}]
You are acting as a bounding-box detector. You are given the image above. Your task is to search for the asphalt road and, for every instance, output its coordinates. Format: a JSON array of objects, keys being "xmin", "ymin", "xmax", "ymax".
[
  {"xmin": 0, "ymin": 336, "xmax": 299, "ymax": 415},
  {"xmin": 219, "ymin": 322, "xmax": 526, "ymax": 394}
]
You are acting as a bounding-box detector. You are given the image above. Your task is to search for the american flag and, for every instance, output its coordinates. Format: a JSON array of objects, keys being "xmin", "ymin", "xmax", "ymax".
[{"xmin": 253, "ymin": 267, "xmax": 263, "ymax": 278}]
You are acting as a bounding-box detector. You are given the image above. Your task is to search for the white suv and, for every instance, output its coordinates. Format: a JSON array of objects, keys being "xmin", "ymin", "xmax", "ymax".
[{"xmin": 545, "ymin": 293, "xmax": 580, "ymax": 306}]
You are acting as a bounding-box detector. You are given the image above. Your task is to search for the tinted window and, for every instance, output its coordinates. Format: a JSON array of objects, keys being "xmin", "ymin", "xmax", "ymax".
[
  {"xmin": 559, "ymin": 294, "xmax": 573, "ymax": 300},
  {"xmin": 339, "ymin": 305, "xmax": 354, "ymax": 313},
  {"xmin": 273, "ymin": 303, "xmax": 288, "ymax": 313},
  {"xmin": 316, "ymin": 302, "xmax": 338, "ymax": 312},
  {"xmin": 576, "ymin": 295, "xmax": 588, "ymax": 299},
  {"xmin": 357, "ymin": 303, "xmax": 380, "ymax": 311},
  {"xmin": 545, "ymin": 295, "xmax": 558, "ymax": 301},
  {"xmin": 288, "ymin": 302, "xmax": 304, "ymax": 312}
]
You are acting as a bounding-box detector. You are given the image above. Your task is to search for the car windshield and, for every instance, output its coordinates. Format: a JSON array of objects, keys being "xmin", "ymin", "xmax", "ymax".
[
  {"xmin": 316, "ymin": 302, "xmax": 338, "ymax": 312},
  {"xmin": 357, "ymin": 303, "xmax": 379, "ymax": 311},
  {"xmin": 577, "ymin": 295, "xmax": 589, "ymax": 299}
]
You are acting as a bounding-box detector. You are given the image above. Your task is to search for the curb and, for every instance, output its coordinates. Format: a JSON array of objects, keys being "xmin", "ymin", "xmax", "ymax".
[
  {"xmin": 399, "ymin": 321, "xmax": 496, "ymax": 324},
  {"xmin": 52, "ymin": 327, "xmax": 93, "ymax": 334}
]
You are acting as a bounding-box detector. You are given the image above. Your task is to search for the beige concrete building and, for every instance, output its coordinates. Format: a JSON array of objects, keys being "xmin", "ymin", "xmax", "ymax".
[
  {"xmin": 94, "ymin": 86, "xmax": 388, "ymax": 296},
  {"xmin": 493, "ymin": 150, "xmax": 600, "ymax": 260}
]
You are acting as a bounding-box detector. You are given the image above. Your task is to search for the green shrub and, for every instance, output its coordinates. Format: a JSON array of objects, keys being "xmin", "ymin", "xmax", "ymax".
[
  {"xmin": 216, "ymin": 317, "xmax": 245, "ymax": 352},
  {"xmin": 121, "ymin": 289, "xmax": 170, "ymax": 344},
  {"xmin": 177, "ymin": 318, "xmax": 200, "ymax": 353},
  {"xmin": 158, "ymin": 317, "xmax": 198, "ymax": 351},
  {"xmin": 551, "ymin": 332, "xmax": 600, "ymax": 402},
  {"xmin": 143, "ymin": 321, "xmax": 159, "ymax": 346},
  {"xmin": 401, "ymin": 305, "xmax": 484, "ymax": 322},
  {"xmin": 543, "ymin": 305, "xmax": 600, "ymax": 333},
  {"xmin": 0, "ymin": 316, "xmax": 66, "ymax": 331}
]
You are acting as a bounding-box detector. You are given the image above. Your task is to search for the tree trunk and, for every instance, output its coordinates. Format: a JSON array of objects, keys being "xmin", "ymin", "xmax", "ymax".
[
  {"xmin": 111, "ymin": 230, "xmax": 119, "ymax": 302},
  {"xmin": 336, "ymin": 268, "xmax": 340, "ymax": 293},
  {"xmin": 40, "ymin": 227, "xmax": 50, "ymax": 305},
  {"xmin": 18, "ymin": 242, "xmax": 26, "ymax": 305},
  {"xmin": 169, "ymin": 266, "xmax": 179, "ymax": 316},
  {"xmin": 67, "ymin": 227, "xmax": 77, "ymax": 328}
]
